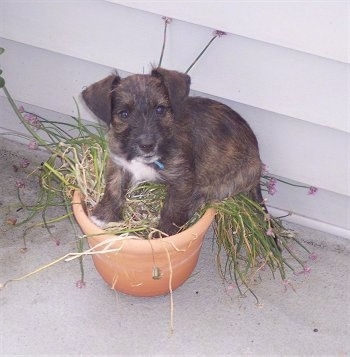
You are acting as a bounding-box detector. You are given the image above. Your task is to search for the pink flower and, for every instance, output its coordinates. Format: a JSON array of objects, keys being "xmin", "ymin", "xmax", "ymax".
[
  {"xmin": 19, "ymin": 158, "xmax": 30, "ymax": 168},
  {"xmin": 15, "ymin": 179, "xmax": 25, "ymax": 189},
  {"xmin": 261, "ymin": 163, "xmax": 269, "ymax": 175},
  {"xmin": 304, "ymin": 266, "xmax": 312, "ymax": 273},
  {"xmin": 23, "ymin": 112, "xmax": 40, "ymax": 128},
  {"xmin": 75, "ymin": 280, "xmax": 86, "ymax": 289},
  {"xmin": 161, "ymin": 16, "xmax": 172, "ymax": 24},
  {"xmin": 213, "ymin": 30, "xmax": 226, "ymax": 37},
  {"xmin": 309, "ymin": 252, "xmax": 318, "ymax": 261},
  {"xmin": 226, "ymin": 283, "xmax": 235, "ymax": 292},
  {"xmin": 294, "ymin": 265, "xmax": 311, "ymax": 276},
  {"xmin": 266, "ymin": 227, "xmax": 275, "ymax": 237},
  {"xmin": 282, "ymin": 279, "xmax": 292, "ymax": 292},
  {"xmin": 28, "ymin": 141, "xmax": 39, "ymax": 150},
  {"xmin": 267, "ymin": 177, "xmax": 277, "ymax": 195},
  {"xmin": 18, "ymin": 105, "xmax": 25, "ymax": 113},
  {"xmin": 308, "ymin": 186, "xmax": 318, "ymax": 195}
]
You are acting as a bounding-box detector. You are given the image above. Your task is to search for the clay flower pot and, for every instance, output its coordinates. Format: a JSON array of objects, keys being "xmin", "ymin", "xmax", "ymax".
[{"xmin": 72, "ymin": 191, "xmax": 216, "ymax": 297}]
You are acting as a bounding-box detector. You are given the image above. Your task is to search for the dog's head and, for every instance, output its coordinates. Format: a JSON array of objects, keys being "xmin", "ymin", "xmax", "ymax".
[{"xmin": 82, "ymin": 68, "xmax": 190, "ymax": 164}]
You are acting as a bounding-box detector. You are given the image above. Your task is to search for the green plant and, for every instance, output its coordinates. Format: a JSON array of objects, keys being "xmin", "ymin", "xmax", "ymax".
[{"xmin": 0, "ymin": 17, "xmax": 315, "ymax": 299}]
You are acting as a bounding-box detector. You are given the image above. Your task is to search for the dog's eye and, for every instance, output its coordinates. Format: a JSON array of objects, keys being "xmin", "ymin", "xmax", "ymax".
[
  {"xmin": 155, "ymin": 105, "xmax": 166, "ymax": 116},
  {"xmin": 118, "ymin": 110, "xmax": 129, "ymax": 119}
]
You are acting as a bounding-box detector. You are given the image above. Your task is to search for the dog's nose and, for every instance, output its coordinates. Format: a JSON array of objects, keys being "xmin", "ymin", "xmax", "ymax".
[{"xmin": 137, "ymin": 138, "xmax": 156, "ymax": 153}]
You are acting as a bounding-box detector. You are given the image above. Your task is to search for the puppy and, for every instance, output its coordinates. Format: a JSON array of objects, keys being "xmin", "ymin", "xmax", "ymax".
[{"xmin": 82, "ymin": 68, "xmax": 265, "ymax": 235}]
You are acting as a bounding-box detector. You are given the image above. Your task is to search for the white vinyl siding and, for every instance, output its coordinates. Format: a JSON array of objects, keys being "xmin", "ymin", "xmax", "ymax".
[{"xmin": 0, "ymin": 0, "xmax": 349, "ymax": 237}]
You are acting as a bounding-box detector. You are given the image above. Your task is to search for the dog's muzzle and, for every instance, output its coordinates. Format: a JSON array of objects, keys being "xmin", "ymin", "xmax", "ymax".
[
  {"xmin": 135, "ymin": 135, "xmax": 161, "ymax": 163},
  {"xmin": 137, "ymin": 136, "xmax": 157, "ymax": 154}
]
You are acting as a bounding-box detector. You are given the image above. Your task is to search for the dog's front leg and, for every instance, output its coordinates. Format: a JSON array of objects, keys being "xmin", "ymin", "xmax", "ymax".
[
  {"xmin": 91, "ymin": 160, "xmax": 130, "ymax": 227},
  {"xmin": 158, "ymin": 185, "xmax": 197, "ymax": 236}
]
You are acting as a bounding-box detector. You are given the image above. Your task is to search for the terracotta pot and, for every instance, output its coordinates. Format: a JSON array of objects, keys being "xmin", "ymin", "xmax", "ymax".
[{"xmin": 72, "ymin": 191, "xmax": 216, "ymax": 297}]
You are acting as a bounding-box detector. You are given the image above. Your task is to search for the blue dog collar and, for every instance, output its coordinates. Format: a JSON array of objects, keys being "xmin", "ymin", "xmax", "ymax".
[{"xmin": 153, "ymin": 160, "xmax": 165, "ymax": 170}]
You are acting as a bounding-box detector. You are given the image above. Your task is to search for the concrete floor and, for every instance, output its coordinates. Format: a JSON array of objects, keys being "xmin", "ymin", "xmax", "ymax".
[{"xmin": 0, "ymin": 136, "xmax": 349, "ymax": 356}]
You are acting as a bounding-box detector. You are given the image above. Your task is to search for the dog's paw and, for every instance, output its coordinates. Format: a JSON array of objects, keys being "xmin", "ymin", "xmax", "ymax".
[
  {"xmin": 90, "ymin": 215, "xmax": 108, "ymax": 228},
  {"xmin": 158, "ymin": 221, "xmax": 180, "ymax": 237}
]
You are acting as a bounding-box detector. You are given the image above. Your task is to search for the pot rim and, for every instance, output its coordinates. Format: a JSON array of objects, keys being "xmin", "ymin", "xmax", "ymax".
[{"xmin": 71, "ymin": 190, "xmax": 216, "ymax": 250}]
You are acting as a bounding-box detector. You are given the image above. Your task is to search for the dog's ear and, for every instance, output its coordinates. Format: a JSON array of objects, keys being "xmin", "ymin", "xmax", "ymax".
[
  {"xmin": 82, "ymin": 73, "xmax": 120, "ymax": 125},
  {"xmin": 151, "ymin": 68, "xmax": 190, "ymax": 111}
]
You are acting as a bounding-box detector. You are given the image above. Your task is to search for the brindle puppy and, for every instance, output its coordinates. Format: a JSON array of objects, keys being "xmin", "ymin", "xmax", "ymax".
[{"xmin": 82, "ymin": 68, "xmax": 266, "ymax": 235}]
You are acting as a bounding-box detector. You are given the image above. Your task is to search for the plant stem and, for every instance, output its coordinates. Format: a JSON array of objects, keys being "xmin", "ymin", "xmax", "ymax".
[
  {"xmin": 158, "ymin": 18, "xmax": 170, "ymax": 67},
  {"xmin": 262, "ymin": 175, "xmax": 312, "ymax": 189},
  {"xmin": 185, "ymin": 35, "xmax": 218, "ymax": 74},
  {"xmin": 2, "ymin": 85, "xmax": 48, "ymax": 147}
]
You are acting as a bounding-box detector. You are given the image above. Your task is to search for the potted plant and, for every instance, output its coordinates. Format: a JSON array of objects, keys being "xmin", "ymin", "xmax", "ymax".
[
  {"xmin": 0, "ymin": 18, "xmax": 314, "ymax": 301},
  {"xmin": 72, "ymin": 190, "xmax": 215, "ymax": 297}
]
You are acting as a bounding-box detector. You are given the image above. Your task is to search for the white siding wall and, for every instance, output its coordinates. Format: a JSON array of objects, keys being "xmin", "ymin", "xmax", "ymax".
[{"xmin": 0, "ymin": 0, "xmax": 349, "ymax": 238}]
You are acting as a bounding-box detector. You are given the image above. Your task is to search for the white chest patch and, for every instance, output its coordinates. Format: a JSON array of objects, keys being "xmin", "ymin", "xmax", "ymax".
[{"xmin": 111, "ymin": 154, "xmax": 160, "ymax": 184}]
